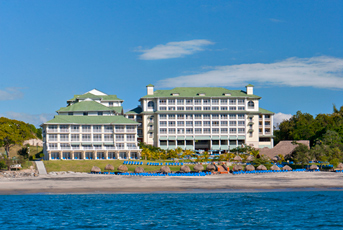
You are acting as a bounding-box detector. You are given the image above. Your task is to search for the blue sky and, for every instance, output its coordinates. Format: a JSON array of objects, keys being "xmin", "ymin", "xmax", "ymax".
[{"xmin": 0, "ymin": 0, "xmax": 342, "ymax": 126}]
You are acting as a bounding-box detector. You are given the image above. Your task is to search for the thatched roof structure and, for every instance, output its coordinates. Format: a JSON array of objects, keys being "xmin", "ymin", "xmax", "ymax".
[
  {"xmin": 160, "ymin": 166, "xmax": 171, "ymax": 173},
  {"xmin": 117, "ymin": 165, "xmax": 128, "ymax": 172},
  {"xmin": 271, "ymin": 156, "xmax": 280, "ymax": 161},
  {"xmin": 337, "ymin": 163, "xmax": 343, "ymax": 169},
  {"xmin": 256, "ymin": 165, "xmax": 267, "ymax": 171},
  {"xmin": 245, "ymin": 164, "xmax": 255, "ymax": 171},
  {"xmin": 234, "ymin": 155, "xmax": 242, "ymax": 161},
  {"xmin": 282, "ymin": 165, "xmax": 292, "ymax": 171},
  {"xmin": 134, "ymin": 167, "xmax": 144, "ymax": 173},
  {"xmin": 180, "ymin": 165, "xmax": 191, "ymax": 173},
  {"xmin": 91, "ymin": 166, "xmax": 101, "ymax": 173},
  {"xmin": 246, "ymin": 155, "xmax": 254, "ymax": 161},
  {"xmin": 105, "ymin": 164, "xmax": 114, "ymax": 171},
  {"xmin": 206, "ymin": 164, "xmax": 215, "ymax": 172},
  {"xmin": 193, "ymin": 164, "xmax": 204, "ymax": 172},
  {"xmin": 270, "ymin": 165, "xmax": 280, "ymax": 171},
  {"xmin": 259, "ymin": 140, "xmax": 310, "ymax": 158},
  {"xmin": 233, "ymin": 165, "xmax": 243, "ymax": 171},
  {"xmin": 310, "ymin": 165, "xmax": 318, "ymax": 170}
]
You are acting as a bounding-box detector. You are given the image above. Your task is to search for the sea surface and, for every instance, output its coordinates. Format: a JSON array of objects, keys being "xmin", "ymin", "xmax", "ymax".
[{"xmin": 1, "ymin": 191, "xmax": 343, "ymax": 229}]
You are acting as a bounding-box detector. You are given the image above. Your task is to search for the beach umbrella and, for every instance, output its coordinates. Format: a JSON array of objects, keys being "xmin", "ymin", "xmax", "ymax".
[
  {"xmin": 160, "ymin": 166, "xmax": 171, "ymax": 173},
  {"xmin": 234, "ymin": 155, "xmax": 242, "ymax": 161},
  {"xmin": 134, "ymin": 167, "xmax": 144, "ymax": 173},
  {"xmin": 193, "ymin": 164, "xmax": 204, "ymax": 172},
  {"xmin": 245, "ymin": 164, "xmax": 255, "ymax": 171},
  {"xmin": 206, "ymin": 164, "xmax": 216, "ymax": 172},
  {"xmin": 233, "ymin": 165, "xmax": 243, "ymax": 171},
  {"xmin": 310, "ymin": 165, "xmax": 318, "ymax": 170},
  {"xmin": 91, "ymin": 166, "xmax": 101, "ymax": 173},
  {"xmin": 257, "ymin": 165, "xmax": 267, "ymax": 171},
  {"xmin": 246, "ymin": 155, "xmax": 254, "ymax": 161},
  {"xmin": 105, "ymin": 164, "xmax": 114, "ymax": 171},
  {"xmin": 117, "ymin": 165, "xmax": 128, "ymax": 172},
  {"xmin": 282, "ymin": 165, "xmax": 292, "ymax": 171},
  {"xmin": 180, "ymin": 165, "xmax": 191, "ymax": 173},
  {"xmin": 337, "ymin": 163, "xmax": 343, "ymax": 169},
  {"xmin": 270, "ymin": 165, "xmax": 280, "ymax": 171}
]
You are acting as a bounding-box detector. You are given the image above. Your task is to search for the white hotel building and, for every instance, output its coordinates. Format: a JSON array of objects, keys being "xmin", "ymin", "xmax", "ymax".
[
  {"xmin": 126, "ymin": 84, "xmax": 274, "ymax": 151},
  {"xmin": 42, "ymin": 89, "xmax": 141, "ymax": 160}
]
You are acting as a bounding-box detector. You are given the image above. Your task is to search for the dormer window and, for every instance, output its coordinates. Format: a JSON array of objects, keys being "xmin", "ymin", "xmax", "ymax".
[
  {"xmin": 224, "ymin": 93, "xmax": 231, "ymax": 96},
  {"xmin": 172, "ymin": 93, "xmax": 179, "ymax": 96},
  {"xmin": 109, "ymin": 102, "xmax": 113, "ymax": 107},
  {"xmin": 83, "ymin": 112, "xmax": 88, "ymax": 116},
  {"xmin": 198, "ymin": 93, "xmax": 206, "ymax": 96}
]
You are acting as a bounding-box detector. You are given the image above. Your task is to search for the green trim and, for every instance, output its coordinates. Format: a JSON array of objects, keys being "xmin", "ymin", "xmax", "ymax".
[
  {"xmin": 93, "ymin": 143, "xmax": 103, "ymax": 145},
  {"xmin": 68, "ymin": 93, "xmax": 123, "ymax": 102},
  {"xmin": 58, "ymin": 101, "xmax": 121, "ymax": 112},
  {"xmin": 248, "ymin": 129, "xmax": 254, "ymax": 133},
  {"xmin": 168, "ymin": 136, "xmax": 176, "ymax": 140},
  {"xmin": 220, "ymin": 136, "xmax": 228, "ymax": 140},
  {"xmin": 45, "ymin": 115, "xmax": 139, "ymax": 125},
  {"xmin": 195, "ymin": 135, "xmax": 211, "ymax": 140},
  {"xmin": 125, "ymin": 106, "xmax": 143, "ymax": 114},
  {"xmin": 238, "ymin": 135, "xmax": 246, "ymax": 140},
  {"xmin": 221, "ymin": 145, "xmax": 229, "ymax": 150},
  {"xmin": 185, "ymin": 136, "xmax": 193, "ymax": 140},
  {"xmin": 212, "ymin": 136, "xmax": 220, "ymax": 140},
  {"xmin": 160, "ymin": 136, "xmax": 168, "ymax": 140},
  {"xmin": 177, "ymin": 136, "xmax": 185, "ymax": 140},
  {"xmin": 259, "ymin": 107, "xmax": 274, "ymax": 114},
  {"xmin": 103, "ymin": 142, "xmax": 114, "ymax": 145},
  {"xmin": 70, "ymin": 143, "xmax": 80, "ymax": 145},
  {"xmin": 81, "ymin": 142, "xmax": 92, "ymax": 145},
  {"xmin": 212, "ymin": 145, "xmax": 220, "ymax": 150},
  {"xmin": 229, "ymin": 136, "xmax": 237, "ymax": 140}
]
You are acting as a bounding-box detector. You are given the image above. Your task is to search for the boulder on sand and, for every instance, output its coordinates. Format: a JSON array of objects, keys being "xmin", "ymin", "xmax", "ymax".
[
  {"xmin": 160, "ymin": 166, "xmax": 171, "ymax": 173},
  {"xmin": 134, "ymin": 167, "xmax": 144, "ymax": 173},
  {"xmin": 193, "ymin": 164, "xmax": 204, "ymax": 172},
  {"xmin": 91, "ymin": 166, "xmax": 101, "ymax": 173},
  {"xmin": 180, "ymin": 165, "xmax": 191, "ymax": 173},
  {"xmin": 105, "ymin": 164, "xmax": 114, "ymax": 171},
  {"xmin": 117, "ymin": 165, "xmax": 128, "ymax": 172}
]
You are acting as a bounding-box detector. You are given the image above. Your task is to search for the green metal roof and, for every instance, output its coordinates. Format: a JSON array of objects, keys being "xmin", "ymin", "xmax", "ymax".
[
  {"xmin": 58, "ymin": 101, "xmax": 122, "ymax": 113},
  {"xmin": 246, "ymin": 84, "xmax": 254, "ymax": 87},
  {"xmin": 68, "ymin": 93, "xmax": 123, "ymax": 102},
  {"xmin": 259, "ymin": 108, "xmax": 274, "ymax": 114},
  {"xmin": 125, "ymin": 106, "xmax": 143, "ymax": 114},
  {"xmin": 146, "ymin": 84, "xmax": 154, "ymax": 87},
  {"xmin": 44, "ymin": 115, "xmax": 139, "ymax": 125},
  {"xmin": 141, "ymin": 87, "xmax": 261, "ymax": 99}
]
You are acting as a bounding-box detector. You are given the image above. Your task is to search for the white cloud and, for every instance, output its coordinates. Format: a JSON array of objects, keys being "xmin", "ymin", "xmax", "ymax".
[
  {"xmin": 156, "ymin": 56, "xmax": 343, "ymax": 89},
  {"xmin": 273, "ymin": 112, "xmax": 292, "ymax": 127},
  {"xmin": 1, "ymin": 112, "xmax": 54, "ymax": 127},
  {"xmin": 137, "ymin": 39, "xmax": 214, "ymax": 60},
  {"xmin": 0, "ymin": 87, "xmax": 24, "ymax": 101}
]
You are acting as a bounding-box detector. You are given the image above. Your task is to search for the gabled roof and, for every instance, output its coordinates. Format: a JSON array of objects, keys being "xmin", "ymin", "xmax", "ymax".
[
  {"xmin": 57, "ymin": 101, "xmax": 122, "ymax": 113},
  {"xmin": 259, "ymin": 108, "xmax": 274, "ymax": 114},
  {"xmin": 125, "ymin": 106, "xmax": 143, "ymax": 114},
  {"xmin": 67, "ymin": 93, "xmax": 123, "ymax": 102},
  {"xmin": 44, "ymin": 115, "xmax": 139, "ymax": 125},
  {"xmin": 140, "ymin": 87, "xmax": 261, "ymax": 99}
]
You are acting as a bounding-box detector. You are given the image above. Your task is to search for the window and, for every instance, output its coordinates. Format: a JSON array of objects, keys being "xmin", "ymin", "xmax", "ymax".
[
  {"xmin": 177, "ymin": 99, "xmax": 184, "ymax": 105},
  {"xmin": 82, "ymin": 145, "xmax": 92, "ymax": 150},
  {"xmin": 186, "ymin": 99, "xmax": 193, "ymax": 105},
  {"xmin": 48, "ymin": 125, "xmax": 58, "ymax": 132},
  {"xmin": 159, "ymin": 107, "xmax": 167, "ymax": 111},
  {"xmin": 265, "ymin": 115, "xmax": 270, "ymax": 119},
  {"xmin": 203, "ymin": 114, "xmax": 210, "ymax": 119},
  {"xmin": 93, "ymin": 125, "xmax": 102, "ymax": 132},
  {"xmin": 104, "ymin": 134, "xmax": 113, "ymax": 141},
  {"xmin": 168, "ymin": 99, "xmax": 175, "ymax": 105},
  {"xmin": 229, "ymin": 128, "xmax": 236, "ymax": 134},
  {"xmin": 48, "ymin": 143, "xmax": 57, "ymax": 150},
  {"xmin": 177, "ymin": 121, "xmax": 184, "ymax": 126},
  {"xmin": 238, "ymin": 128, "xmax": 245, "ymax": 134},
  {"xmin": 229, "ymin": 114, "xmax": 236, "ymax": 119},
  {"xmin": 177, "ymin": 107, "xmax": 184, "ymax": 111},
  {"xmin": 71, "ymin": 125, "xmax": 79, "ymax": 132},
  {"xmin": 229, "ymin": 99, "xmax": 236, "ymax": 105},
  {"xmin": 238, "ymin": 99, "xmax": 245, "ymax": 105},
  {"xmin": 98, "ymin": 112, "xmax": 103, "ymax": 116},
  {"xmin": 148, "ymin": 101, "xmax": 155, "ymax": 109},
  {"xmin": 238, "ymin": 114, "xmax": 245, "ymax": 119},
  {"xmin": 221, "ymin": 114, "xmax": 228, "ymax": 119},
  {"xmin": 71, "ymin": 134, "xmax": 79, "ymax": 141},
  {"xmin": 168, "ymin": 107, "xmax": 175, "ymax": 111},
  {"xmin": 127, "ymin": 126, "xmax": 135, "ymax": 132},
  {"xmin": 238, "ymin": 107, "xmax": 245, "ymax": 111},
  {"xmin": 238, "ymin": 121, "xmax": 245, "ymax": 126},
  {"xmin": 186, "ymin": 128, "xmax": 193, "ymax": 134},
  {"xmin": 221, "ymin": 128, "xmax": 228, "ymax": 133},
  {"xmin": 220, "ymin": 99, "xmax": 227, "ymax": 104},
  {"xmin": 195, "ymin": 114, "xmax": 202, "ymax": 119},
  {"xmin": 160, "ymin": 114, "xmax": 167, "ymax": 119},
  {"xmin": 248, "ymin": 101, "xmax": 254, "ymax": 109},
  {"xmin": 212, "ymin": 114, "xmax": 219, "ymax": 119},
  {"xmin": 116, "ymin": 143, "xmax": 124, "ymax": 149},
  {"xmin": 93, "ymin": 134, "xmax": 102, "ymax": 141},
  {"xmin": 127, "ymin": 134, "xmax": 135, "ymax": 141},
  {"xmin": 109, "ymin": 102, "xmax": 113, "ymax": 107},
  {"xmin": 204, "ymin": 121, "xmax": 210, "ymax": 126},
  {"xmin": 229, "ymin": 107, "xmax": 236, "ymax": 111},
  {"xmin": 159, "ymin": 99, "xmax": 166, "ymax": 105},
  {"xmin": 195, "ymin": 128, "xmax": 202, "ymax": 134},
  {"xmin": 195, "ymin": 107, "xmax": 201, "ymax": 110},
  {"xmin": 105, "ymin": 125, "xmax": 114, "ymax": 132},
  {"xmin": 212, "ymin": 106, "xmax": 219, "ymax": 110},
  {"xmin": 177, "ymin": 128, "xmax": 184, "ymax": 134},
  {"xmin": 94, "ymin": 145, "xmax": 102, "ymax": 150},
  {"xmin": 203, "ymin": 99, "xmax": 210, "ymax": 105},
  {"xmin": 265, "ymin": 121, "xmax": 270, "ymax": 126},
  {"xmin": 212, "ymin": 121, "xmax": 219, "ymax": 126},
  {"xmin": 115, "ymin": 125, "xmax": 124, "ymax": 132},
  {"xmin": 168, "ymin": 121, "xmax": 175, "ymax": 126},
  {"xmin": 48, "ymin": 134, "xmax": 57, "ymax": 141},
  {"xmin": 212, "ymin": 128, "xmax": 219, "ymax": 134},
  {"xmin": 185, "ymin": 114, "xmax": 193, "ymax": 119},
  {"xmin": 82, "ymin": 125, "xmax": 91, "ymax": 132},
  {"xmin": 82, "ymin": 134, "xmax": 91, "ymax": 141},
  {"xmin": 68, "ymin": 112, "xmax": 73, "ymax": 116},
  {"xmin": 177, "ymin": 114, "xmax": 184, "ymax": 119},
  {"xmin": 186, "ymin": 107, "xmax": 193, "ymax": 110},
  {"xmin": 221, "ymin": 107, "xmax": 228, "ymax": 110},
  {"xmin": 212, "ymin": 99, "xmax": 219, "ymax": 105},
  {"xmin": 116, "ymin": 134, "xmax": 124, "ymax": 141},
  {"xmin": 160, "ymin": 140, "xmax": 167, "ymax": 146},
  {"xmin": 203, "ymin": 107, "xmax": 210, "ymax": 110},
  {"xmin": 221, "ymin": 121, "xmax": 228, "ymax": 126},
  {"xmin": 194, "ymin": 99, "xmax": 201, "ymax": 105},
  {"xmin": 83, "ymin": 112, "xmax": 88, "ymax": 116},
  {"xmin": 127, "ymin": 143, "xmax": 136, "ymax": 149},
  {"xmin": 204, "ymin": 128, "xmax": 211, "ymax": 134},
  {"xmin": 195, "ymin": 121, "xmax": 202, "ymax": 126},
  {"xmin": 168, "ymin": 128, "xmax": 176, "ymax": 134},
  {"xmin": 60, "ymin": 143, "xmax": 71, "ymax": 150},
  {"xmin": 160, "ymin": 128, "xmax": 167, "ymax": 134},
  {"xmin": 160, "ymin": 121, "xmax": 167, "ymax": 126},
  {"xmin": 229, "ymin": 121, "xmax": 237, "ymax": 126},
  {"xmin": 186, "ymin": 121, "xmax": 193, "ymax": 126}
]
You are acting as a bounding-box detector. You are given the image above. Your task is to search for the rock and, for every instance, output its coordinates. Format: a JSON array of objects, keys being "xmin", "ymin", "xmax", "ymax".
[
  {"xmin": 134, "ymin": 167, "xmax": 144, "ymax": 173},
  {"xmin": 193, "ymin": 164, "xmax": 204, "ymax": 172},
  {"xmin": 117, "ymin": 165, "xmax": 128, "ymax": 172},
  {"xmin": 180, "ymin": 165, "xmax": 191, "ymax": 173}
]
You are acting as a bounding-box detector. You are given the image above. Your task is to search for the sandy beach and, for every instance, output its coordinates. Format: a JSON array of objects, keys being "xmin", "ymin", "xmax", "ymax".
[{"xmin": 0, "ymin": 172, "xmax": 342, "ymax": 194}]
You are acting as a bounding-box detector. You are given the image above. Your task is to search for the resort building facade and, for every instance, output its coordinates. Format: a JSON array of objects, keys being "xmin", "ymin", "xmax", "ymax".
[
  {"xmin": 42, "ymin": 89, "xmax": 141, "ymax": 160},
  {"xmin": 126, "ymin": 85, "xmax": 274, "ymax": 151}
]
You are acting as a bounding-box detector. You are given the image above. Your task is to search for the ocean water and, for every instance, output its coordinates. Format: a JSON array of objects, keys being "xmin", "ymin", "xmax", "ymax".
[{"xmin": 1, "ymin": 191, "xmax": 343, "ymax": 229}]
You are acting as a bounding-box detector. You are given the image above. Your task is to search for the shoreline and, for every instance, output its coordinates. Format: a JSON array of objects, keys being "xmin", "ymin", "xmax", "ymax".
[{"xmin": 1, "ymin": 172, "xmax": 342, "ymax": 195}]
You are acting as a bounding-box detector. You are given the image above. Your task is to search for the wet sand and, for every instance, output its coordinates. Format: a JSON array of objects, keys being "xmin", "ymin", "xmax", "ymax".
[{"xmin": 0, "ymin": 172, "xmax": 342, "ymax": 194}]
